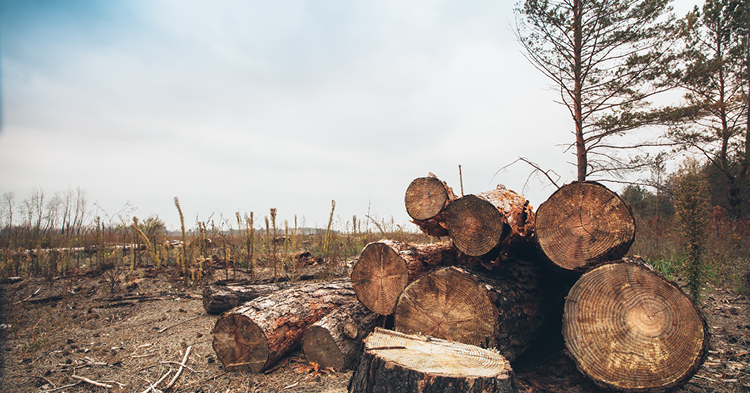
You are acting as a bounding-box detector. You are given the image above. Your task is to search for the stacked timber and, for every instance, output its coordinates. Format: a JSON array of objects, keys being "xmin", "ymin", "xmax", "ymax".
[{"xmin": 206, "ymin": 176, "xmax": 707, "ymax": 393}]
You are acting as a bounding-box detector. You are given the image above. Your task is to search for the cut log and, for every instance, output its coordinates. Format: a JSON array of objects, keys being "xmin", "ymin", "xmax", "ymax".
[
  {"xmin": 405, "ymin": 174, "xmax": 459, "ymax": 238},
  {"xmin": 203, "ymin": 283, "xmax": 294, "ymax": 314},
  {"xmin": 535, "ymin": 181, "xmax": 635, "ymax": 272},
  {"xmin": 211, "ymin": 280, "xmax": 354, "ymax": 373},
  {"xmin": 444, "ymin": 195, "xmax": 508, "ymax": 257},
  {"xmin": 443, "ymin": 186, "xmax": 534, "ymax": 261},
  {"xmin": 476, "ymin": 185, "xmax": 536, "ymax": 260},
  {"xmin": 563, "ymin": 260, "xmax": 709, "ymax": 392},
  {"xmin": 350, "ymin": 240, "xmax": 475, "ymax": 315},
  {"xmin": 349, "ymin": 328, "xmax": 518, "ymax": 393},
  {"xmin": 302, "ymin": 300, "xmax": 378, "ymax": 370},
  {"xmin": 393, "ymin": 262, "xmax": 548, "ymax": 362}
]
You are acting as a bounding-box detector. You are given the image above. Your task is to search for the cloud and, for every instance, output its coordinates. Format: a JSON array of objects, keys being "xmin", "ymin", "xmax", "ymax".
[{"xmin": 1, "ymin": 0, "xmax": 575, "ymax": 229}]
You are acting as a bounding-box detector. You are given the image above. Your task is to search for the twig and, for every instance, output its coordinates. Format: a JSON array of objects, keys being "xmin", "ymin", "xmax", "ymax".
[
  {"xmin": 41, "ymin": 381, "xmax": 82, "ymax": 393},
  {"xmin": 72, "ymin": 375, "xmax": 113, "ymax": 388},
  {"xmin": 159, "ymin": 360, "xmax": 196, "ymax": 373},
  {"xmin": 82, "ymin": 356, "xmax": 108, "ymax": 366},
  {"xmin": 131, "ymin": 353, "xmax": 157, "ymax": 359},
  {"xmin": 140, "ymin": 369, "xmax": 172, "ymax": 393},
  {"xmin": 458, "ymin": 164, "xmax": 464, "ymax": 196},
  {"xmin": 35, "ymin": 375, "xmax": 56, "ymax": 388},
  {"xmin": 158, "ymin": 316, "xmax": 200, "ymax": 334},
  {"xmin": 164, "ymin": 346, "xmax": 192, "ymax": 389}
]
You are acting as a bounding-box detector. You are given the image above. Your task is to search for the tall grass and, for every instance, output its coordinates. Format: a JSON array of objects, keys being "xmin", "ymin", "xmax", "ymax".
[{"xmin": 0, "ymin": 198, "xmax": 432, "ymax": 286}]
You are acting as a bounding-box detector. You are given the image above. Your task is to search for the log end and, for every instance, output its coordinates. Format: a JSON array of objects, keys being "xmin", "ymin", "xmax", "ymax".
[
  {"xmin": 351, "ymin": 242, "xmax": 410, "ymax": 315},
  {"xmin": 563, "ymin": 261, "xmax": 709, "ymax": 392},
  {"xmin": 394, "ymin": 266, "xmax": 498, "ymax": 349},
  {"xmin": 212, "ymin": 313, "xmax": 269, "ymax": 373},
  {"xmin": 536, "ymin": 181, "xmax": 635, "ymax": 272},
  {"xmin": 445, "ymin": 195, "xmax": 508, "ymax": 257},
  {"xmin": 302, "ymin": 326, "xmax": 347, "ymax": 371},
  {"xmin": 405, "ymin": 177, "xmax": 449, "ymax": 221}
]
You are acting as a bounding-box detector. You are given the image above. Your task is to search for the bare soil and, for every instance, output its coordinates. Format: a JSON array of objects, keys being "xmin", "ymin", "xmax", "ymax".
[{"xmin": 0, "ymin": 264, "xmax": 748, "ymax": 393}]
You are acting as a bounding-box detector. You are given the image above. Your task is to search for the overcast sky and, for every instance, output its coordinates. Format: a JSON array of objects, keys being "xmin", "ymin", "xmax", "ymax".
[{"xmin": 0, "ymin": 0, "xmax": 699, "ymax": 231}]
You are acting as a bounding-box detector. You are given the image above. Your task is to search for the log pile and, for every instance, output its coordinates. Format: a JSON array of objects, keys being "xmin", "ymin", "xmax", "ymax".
[{"xmin": 206, "ymin": 174, "xmax": 708, "ymax": 393}]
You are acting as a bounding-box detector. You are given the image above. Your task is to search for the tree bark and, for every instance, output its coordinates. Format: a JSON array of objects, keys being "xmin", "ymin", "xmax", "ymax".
[
  {"xmin": 535, "ymin": 181, "xmax": 635, "ymax": 272},
  {"xmin": 350, "ymin": 240, "xmax": 475, "ymax": 315},
  {"xmin": 203, "ymin": 283, "xmax": 295, "ymax": 314},
  {"xmin": 211, "ymin": 280, "xmax": 354, "ymax": 373},
  {"xmin": 393, "ymin": 261, "xmax": 549, "ymax": 362},
  {"xmin": 563, "ymin": 259, "xmax": 709, "ymax": 392},
  {"xmin": 405, "ymin": 174, "xmax": 459, "ymax": 238},
  {"xmin": 475, "ymin": 185, "xmax": 537, "ymax": 261},
  {"xmin": 349, "ymin": 328, "xmax": 518, "ymax": 393},
  {"xmin": 302, "ymin": 300, "xmax": 379, "ymax": 371}
]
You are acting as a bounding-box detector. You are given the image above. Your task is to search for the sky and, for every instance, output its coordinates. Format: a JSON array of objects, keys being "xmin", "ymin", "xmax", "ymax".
[{"xmin": 0, "ymin": 0, "xmax": 700, "ymax": 231}]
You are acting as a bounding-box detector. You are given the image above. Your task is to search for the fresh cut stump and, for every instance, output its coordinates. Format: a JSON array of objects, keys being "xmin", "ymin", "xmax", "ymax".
[{"xmin": 349, "ymin": 328, "xmax": 518, "ymax": 393}]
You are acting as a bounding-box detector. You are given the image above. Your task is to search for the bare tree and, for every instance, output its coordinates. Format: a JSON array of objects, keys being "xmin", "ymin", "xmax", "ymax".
[
  {"xmin": 71, "ymin": 187, "xmax": 89, "ymax": 235},
  {"xmin": 1, "ymin": 192, "xmax": 14, "ymax": 229}
]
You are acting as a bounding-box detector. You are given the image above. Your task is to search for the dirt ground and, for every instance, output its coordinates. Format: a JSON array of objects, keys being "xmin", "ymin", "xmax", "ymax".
[{"xmin": 0, "ymin": 263, "xmax": 748, "ymax": 393}]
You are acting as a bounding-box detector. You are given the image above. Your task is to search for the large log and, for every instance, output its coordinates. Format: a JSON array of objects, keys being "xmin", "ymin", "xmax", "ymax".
[
  {"xmin": 535, "ymin": 181, "xmax": 635, "ymax": 272},
  {"xmin": 203, "ymin": 283, "xmax": 294, "ymax": 314},
  {"xmin": 444, "ymin": 186, "xmax": 535, "ymax": 263},
  {"xmin": 405, "ymin": 174, "xmax": 459, "ymax": 238},
  {"xmin": 211, "ymin": 280, "xmax": 354, "ymax": 373},
  {"xmin": 563, "ymin": 260, "xmax": 709, "ymax": 392},
  {"xmin": 349, "ymin": 328, "xmax": 518, "ymax": 393},
  {"xmin": 350, "ymin": 240, "xmax": 475, "ymax": 315},
  {"xmin": 393, "ymin": 261, "xmax": 548, "ymax": 362},
  {"xmin": 302, "ymin": 300, "xmax": 379, "ymax": 370}
]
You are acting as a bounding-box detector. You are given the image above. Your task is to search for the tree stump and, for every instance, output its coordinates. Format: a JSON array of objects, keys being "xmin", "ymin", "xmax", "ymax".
[
  {"xmin": 351, "ymin": 240, "xmax": 476, "ymax": 315},
  {"xmin": 563, "ymin": 260, "xmax": 709, "ymax": 392},
  {"xmin": 211, "ymin": 280, "xmax": 354, "ymax": 373},
  {"xmin": 393, "ymin": 262, "xmax": 548, "ymax": 361},
  {"xmin": 302, "ymin": 300, "xmax": 379, "ymax": 370},
  {"xmin": 203, "ymin": 283, "xmax": 294, "ymax": 314},
  {"xmin": 535, "ymin": 181, "xmax": 635, "ymax": 272},
  {"xmin": 349, "ymin": 328, "xmax": 518, "ymax": 393}
]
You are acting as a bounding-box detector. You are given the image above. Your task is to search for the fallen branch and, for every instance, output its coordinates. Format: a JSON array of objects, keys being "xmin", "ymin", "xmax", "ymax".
[
  {"xmin": 131, "ymin": 353, "xmax": 157, "ymax": 359},
  {"xmin": 164, "ymin": 346, "xmax": 192, "ymax": 389},
  {"xmin": 72, "ymin": 375, "xmax": 113, "ymax": 388}
]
